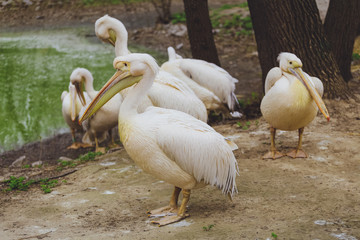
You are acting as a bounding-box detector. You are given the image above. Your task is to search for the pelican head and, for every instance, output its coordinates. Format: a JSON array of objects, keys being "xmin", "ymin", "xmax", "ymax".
[
  {"xmin": 278, "ymin": 52, "xmax": 303, "ymax": 72},
  {"xmin": 95, "ymin": 14, "xmax": 129, "ymax": 57},
  {"xmin": 79, "ymin": 53, "xmax": 157, "ymax": 123},
  {"xmin": 278, "ymin": 52, "xmax": 330, "ymax": 121},
  {"xmin": 70, "ymin": 68, "xmax": 91, "ymax": 106}
]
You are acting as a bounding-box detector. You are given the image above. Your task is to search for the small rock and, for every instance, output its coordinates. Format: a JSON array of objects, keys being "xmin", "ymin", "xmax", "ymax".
[
  {"xmin": 32, "ymin": 161, "xmax": 43, "ymax": 167},
  {"xmin": 175, "ymin": 43, "xmax": 183, "ymax": 50},
  {"xmin": 58, "ymin": 156, "xmax": 72, "ymax": 162},
  {"xmin": 11, "ymin": 156, "xmax": 26, "ymax": 167},
  {"xmin": 167, "ymin": 24, "xmax": 187, "ymax": 37}
]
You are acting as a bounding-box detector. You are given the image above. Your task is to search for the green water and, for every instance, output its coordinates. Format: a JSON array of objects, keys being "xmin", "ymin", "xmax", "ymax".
[{"xmin": 0, "ymin": 28, "xmax": 166, "ymax": 153}]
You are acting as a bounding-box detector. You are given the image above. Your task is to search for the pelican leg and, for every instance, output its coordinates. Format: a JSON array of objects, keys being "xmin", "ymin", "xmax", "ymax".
[
  {"xmin": 152, "ymin": 189, "xmax": 190, "ymax": 226},
  {"xmin": 67, "ymin": 128, "xmax": 92, "ymax": 149},
  {"xmin": 95, "ymin": 135, "xmax": 106, "ymax": 153},
  {"xmin": 148, "ymin": 186, "xmax": 181, "ymax": 217},
  {"xmin": 262, "ymin": 127, "xmax": 285, "ymax": 159},
  {"xmin": 287, "ymin": 127, "xmax": 308, "ymax": 158},
  {"xmin": 107, "ymin": 129, "xmax": 120, "ymax": 148}
]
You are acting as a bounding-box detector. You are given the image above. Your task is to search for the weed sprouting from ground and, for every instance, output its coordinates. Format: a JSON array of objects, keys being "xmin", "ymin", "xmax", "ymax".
[{"xmin": 203, "ymin": 224, "xmax": 215, "ymax": 231}]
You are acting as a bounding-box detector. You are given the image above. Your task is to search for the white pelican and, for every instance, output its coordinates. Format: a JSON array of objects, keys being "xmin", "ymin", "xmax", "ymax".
[
  {"xmin": 161, "ymin": 47, "xmax": 241, "ymax": 116},
  {"xmin": 70, "ymin": 67, "xmax": 123, "ymax": 153},
  {"xmin": 95, "ymin": 15, "xmax": 208, "ymax": 122},
  {"xmin": 61, "ymin": 83, "xmax": 92, "ymax": 149},
  {"xmin": 260, "ymin": 52, "xmax": 330, "ymax": 159},
  {"xmin": 79, "ymin": 53, "xmax": 239, "ymax": 226}
]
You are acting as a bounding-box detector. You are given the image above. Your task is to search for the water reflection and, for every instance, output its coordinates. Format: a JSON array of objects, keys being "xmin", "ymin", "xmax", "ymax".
[{"xmin": 0, "ymin": 28, "xmax": 166, "ymax": 153}]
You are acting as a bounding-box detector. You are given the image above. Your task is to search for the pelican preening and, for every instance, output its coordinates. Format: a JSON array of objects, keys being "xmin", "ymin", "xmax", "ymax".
[
  {"xmin": 70, "ymin": 67, "xmax": 122, "ymax": 153},
  {"xmin": 95, "ymin": 15, "xmax": 210, "ymax": 122},
  {"xmin": 61, "ymin": 83, "xmax": 92, "ymax": 149},
  {"xmin": 79, "ymin": 53, "xmax": 239, "ymax": 226},
  {"xmin": 260, "ymin": 52, "xmax": 330, "ymax": 159}
]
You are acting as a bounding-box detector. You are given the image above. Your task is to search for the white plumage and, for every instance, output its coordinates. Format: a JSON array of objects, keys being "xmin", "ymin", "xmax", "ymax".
[
  {"xmin": 161, "ymin": 47, "xmax": 240, "ymax": 114},
  {"xmin": 61, "ymin": 82, "xmax": 91, "ymax": 149},
  {"xmin": 70, "ymin": 67, "xmax": 122, "ymax": 152},
  {"xmin": 260, "ymin": 52, "xmax": 329, "ymax": 159},
  {"xmin": 79, "ymin": 53, "xmax": 239, "ymax": 226},
  {"xmin": 95, "ymin": 15, "xmax": 208, "ymax": 122}
]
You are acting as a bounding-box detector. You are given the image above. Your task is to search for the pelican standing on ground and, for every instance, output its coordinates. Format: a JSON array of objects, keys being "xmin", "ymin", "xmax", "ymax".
[
  {"xmin": 70, "ymin": 67, "xmax": 122, "ymax": 153},
  {"xmin": 79, "ymin": 53, "xmax": 239, "ymax": 226},
  {"xmin": 161, "ymin": 47, "xmax": 241, "ymax": 117},
  {"xmin": 61, "ymin": 83, "xmax": 92, "ymax": 149},
  {"xmin": 94, "ymin": 15, "xmax": 208, "ymax": 122},
  {"xmin": 260, "ymin": 52, "xmax": 330, "ymax": 159}
]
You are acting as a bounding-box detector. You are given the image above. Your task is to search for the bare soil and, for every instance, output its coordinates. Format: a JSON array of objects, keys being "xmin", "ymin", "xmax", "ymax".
[{"xmin": 1, "ymin": 1, "xmax": 360, "ymax": 240}]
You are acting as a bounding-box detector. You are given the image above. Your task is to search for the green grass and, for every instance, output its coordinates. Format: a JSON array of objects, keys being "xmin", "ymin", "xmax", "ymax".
[
  {"xmin": 202, "ymin": 224, "xmax": 215, "ymax": 231},
  {"xmin": 57, "ymin": 151, "xmax": 103, "ymax": 171},
  {"xmin": 3, "ymin": 176, "xmax": 60, "ymax": 194},
  {"xmin": 4, "ymin": 176, "xmax": 35, "ymax": 191},
  {"xmin": 40, "ymin": 179, "xmax": 58, "ymax": 194}
]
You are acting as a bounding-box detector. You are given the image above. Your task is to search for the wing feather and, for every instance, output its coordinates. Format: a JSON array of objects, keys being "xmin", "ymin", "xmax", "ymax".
[
  {"xmin": 142, "ymin": 108, "xmax": 239, "ymax": 195},
  {"xmin": 264, "ymin": 67, "xmax": 282, "ymax": 94}
]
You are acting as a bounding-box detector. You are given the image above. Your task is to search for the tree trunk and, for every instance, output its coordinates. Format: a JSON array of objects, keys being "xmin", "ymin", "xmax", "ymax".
[
  {"xmin": 150, "ymin": 0, "xmax": 172, "ymax": 24},
  {"xmin": 324, "ymin": 0, "xmax": 360, "ymax": 82},
  {"xmin": 183, "ymin": 0, "xmax": 221, "ymax": 66},
  {"xmin": 248, "ymin": 0, "xmax": 351, "ymax": 99}
]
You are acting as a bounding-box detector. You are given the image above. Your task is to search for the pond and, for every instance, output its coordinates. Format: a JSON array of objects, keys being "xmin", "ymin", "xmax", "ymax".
[{"xmin": 0, "ymin": 27, "xmax": 166, "ymax": 153}]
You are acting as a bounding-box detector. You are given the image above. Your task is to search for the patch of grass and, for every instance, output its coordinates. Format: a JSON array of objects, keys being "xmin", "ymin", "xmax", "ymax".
[
  {"xmin": 271, "ymin": 232, "xmax": 278, "ymax": 239},
  {"xmin": 22, "ymin": 164, "xmax": 31, "ymax": 169},
  {"xmin": 57, "ymin": 151, "xmax": 103, "ymax": 171},
  {"xmin": 171, "ymin": 12, "xmax": 186, "ymax": 24},
  {"xmin": 4, "ymin": 176, "xmax": 35, "ymax": 191},
  {"xmin": 203, "ymin": 224, "xmax": 215, "ymax": 231},
  {"xmin": 210, "ymin": 4, "xmax": 253, "ymax": 37},
  {"xmin": 352, "ymin": 53, "xmax": 360, "ymax": 61},
  {"xmin": 40, "ymin": 179, "xmax": 58, "ymax": 194}
]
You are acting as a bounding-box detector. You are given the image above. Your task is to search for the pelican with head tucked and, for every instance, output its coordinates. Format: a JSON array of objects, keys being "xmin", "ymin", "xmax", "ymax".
[
  {"xmin": 94, "ymin": 15, "xmax": 208, "ymax": 122},
  {"xmin": 61, "ymin": 82, "xmax": 92, "ymax": 149},
  {"xmin": 70, "ymin": 67, "xmax": 122, "ymax": 153},
  {"xmin": 161, "ymin": 47, "xmax": 241, "ymax": 117},
  {"xmin": 260, "ymin": 52, "xmax": 330, "ymax": 159},
  {"xmin": 79, "ymin": 53, "xmax": 239, "ymax": 226}
]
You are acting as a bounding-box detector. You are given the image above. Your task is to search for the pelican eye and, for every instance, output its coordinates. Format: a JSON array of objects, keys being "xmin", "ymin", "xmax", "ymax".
[
  {"xmin": 289, "ymin": 61, "xmax": 293, "ymax": 65},
  {"xmin": 124, "ymin": 63, "xmax": 128, "ymax": 67}
]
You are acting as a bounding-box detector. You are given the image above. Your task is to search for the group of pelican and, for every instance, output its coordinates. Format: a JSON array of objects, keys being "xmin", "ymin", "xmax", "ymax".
[{"xmin": 61, "ymin": 14, "xmax": 330, "ymax": 226}]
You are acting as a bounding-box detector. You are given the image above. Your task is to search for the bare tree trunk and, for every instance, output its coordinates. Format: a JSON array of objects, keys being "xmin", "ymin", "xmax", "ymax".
[
  {"xmin": 150, "ymin": 0, "xmax": 172, "ymax": 24},
  {"xmin": 183, "ymin": 0, "xmax": 221, "ymax": 66},
  {"xmin": 248, "ymin": 0, "xmax": 351, "ymax": 99},
  {"xmin": 324, "ymin": 0, "xmax": 360, "ymax": 82}
]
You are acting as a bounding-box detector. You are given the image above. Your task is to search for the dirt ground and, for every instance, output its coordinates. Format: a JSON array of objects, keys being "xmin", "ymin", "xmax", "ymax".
[{"xmin": 1, "ymin": 1, "xmax": 360, "ymax": 240}]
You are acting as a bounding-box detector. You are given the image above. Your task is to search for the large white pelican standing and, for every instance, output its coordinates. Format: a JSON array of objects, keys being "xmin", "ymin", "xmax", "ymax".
[
  {"xmin": 79, "ymin": 53, "xmax": 239, "ymax": 226},
  {"xmin": 70, "ymin": 67, "xmax": 122, "ymax": 153},
  {"xmin": 61, "ymin": 83, "xmax": 92, "ymax": 149},
  {"xmin": 94, "ymin": 15, "xmax": 208, "ymax": 122},
  {"xmin": 161, "ymin": 47, "xmax": 241, "ymax": 116},
  {"xmin": 260, "ymin": 52, "xmax": 330, "ymax": 159}
]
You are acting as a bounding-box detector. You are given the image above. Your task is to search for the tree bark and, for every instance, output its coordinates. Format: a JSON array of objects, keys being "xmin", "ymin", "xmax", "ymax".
[
  {"xmin": 324, "ymin": 0, "xmax": 360, "ymax": 82},
  {"xmin": 248, "ymin": 0, "xmax": 351, "ymax": 99},
  {"xmin": 183, "ymin": 0, "xmax": 221, "ymax": 66},
  {"xmin": 150, "ymin": 0, "xmax": 172, "ymax": 24}
]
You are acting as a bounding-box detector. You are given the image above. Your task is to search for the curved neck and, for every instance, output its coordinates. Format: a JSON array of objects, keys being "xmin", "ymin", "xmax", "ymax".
[
  {"xmin": 83, "ymin": 72, "xmax": 97, "ymax": 99},
  {"xmin": 112, "ymin": 20, "xmax": 129, "ymax": 57},
  {"xmin": 120, "ymin": 68, "xmax": 155, "ymax": 117}
]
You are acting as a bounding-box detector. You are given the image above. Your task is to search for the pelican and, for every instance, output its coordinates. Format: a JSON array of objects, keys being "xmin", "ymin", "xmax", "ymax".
[
  {"xmin": 70, "ymin": 67, "xmax": 122, "ymax": 153},
  {"xmin": 79, "ymin": 53, "xmax": 239, "ymax": 226},
  {"xmin": 260, "ymin": 52, "xmax": 330, "ymax": 159},
  {"xmin": 61, "ymin": 83, "xmax": 92, "ymax": 149},
  {"xmin": 161, "ymin": 47, "xmax": 241, "ymax": 116},
  {"xmin": 95, "ymin": 15, "xmax": 208, "ymax": 122}
]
